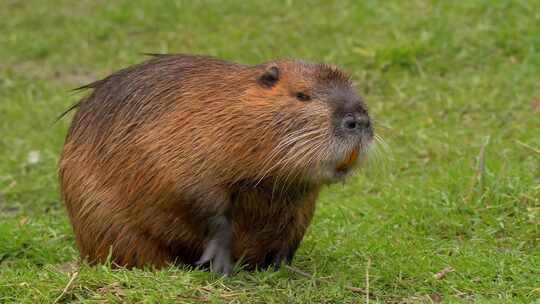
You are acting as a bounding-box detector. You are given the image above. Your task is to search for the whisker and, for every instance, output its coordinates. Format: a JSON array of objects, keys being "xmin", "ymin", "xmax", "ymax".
[
  {"xmin": 270, "ymin": 132, "xmax": 328, "ymax": 196},
  {"xmin": 279, "ymin": 133, "xmax": 329, "ymax": 190},
  {"xmin": 255, "ymin": 129, "xmax": 325, "ymax": 186}
]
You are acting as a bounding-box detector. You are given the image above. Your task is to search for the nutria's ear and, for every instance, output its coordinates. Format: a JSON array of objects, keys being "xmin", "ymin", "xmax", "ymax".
[{"xmin": 258, "ymin": 65, "xmax": 280, "ymax": 88}]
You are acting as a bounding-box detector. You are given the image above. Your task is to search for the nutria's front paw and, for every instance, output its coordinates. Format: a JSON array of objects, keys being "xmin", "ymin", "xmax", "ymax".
[{"xmin": 196, "ymin": 238, "xmax": 233, "ymax": 276}]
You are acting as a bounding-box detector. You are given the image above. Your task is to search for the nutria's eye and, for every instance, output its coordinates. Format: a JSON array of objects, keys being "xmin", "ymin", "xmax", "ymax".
[{"xmin": 296, "ymin": 92, "xmax": 311, "ymax": 101}]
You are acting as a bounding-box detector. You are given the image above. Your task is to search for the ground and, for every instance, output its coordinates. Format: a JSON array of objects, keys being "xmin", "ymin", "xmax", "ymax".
[{"xmin": 0, "ymin": 1, "xmax": 539, "ymax": 303}]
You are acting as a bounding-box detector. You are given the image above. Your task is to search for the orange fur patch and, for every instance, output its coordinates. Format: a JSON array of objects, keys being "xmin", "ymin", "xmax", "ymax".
[{"xmin": 336, "ymin": 148, "xmax": 359, "ymax": 171}]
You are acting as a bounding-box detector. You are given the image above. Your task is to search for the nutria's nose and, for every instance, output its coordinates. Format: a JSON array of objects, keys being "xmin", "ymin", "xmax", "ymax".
[{"xmin": 342, "ymin": 113, "xmax": 370, "ymax": 134}]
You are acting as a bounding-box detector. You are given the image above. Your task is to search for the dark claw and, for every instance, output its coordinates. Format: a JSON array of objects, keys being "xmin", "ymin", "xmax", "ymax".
[{"xmin": 272, "ymin": 251, "xmax": 292, "ymax": 268}]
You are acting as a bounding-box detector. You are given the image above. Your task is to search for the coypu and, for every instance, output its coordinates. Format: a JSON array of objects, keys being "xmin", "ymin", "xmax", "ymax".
[{"xmin": 58, "ymin": 54, "xmax": 373, "ymax": 275}]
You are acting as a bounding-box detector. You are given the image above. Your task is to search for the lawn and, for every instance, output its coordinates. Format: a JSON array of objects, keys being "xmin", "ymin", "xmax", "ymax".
[{"xmin": 1, "ymin": 0, "xmax": 539, "ymax": 303}]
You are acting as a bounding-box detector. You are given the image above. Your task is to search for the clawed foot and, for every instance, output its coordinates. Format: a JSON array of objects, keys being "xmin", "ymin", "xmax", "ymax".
[
  {"xmin": 196, "ymin": 238, "xmax": 233, "ymax": 276},
  {"xmin": 261, "ymin": 248, "xmax": 293, "ymax": 269},
  {"xmin": 196, "ymin": 215, "xmax": 234, "ymax": 276},
  {"xmin": 272, "ymin": 251, "xmax": 292, "ymax": 268}
]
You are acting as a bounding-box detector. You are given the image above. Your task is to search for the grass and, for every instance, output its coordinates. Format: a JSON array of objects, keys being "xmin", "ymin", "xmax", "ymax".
[{"xmin": 1, "ymin": 0, "xmax": 539, "ymax": 302}]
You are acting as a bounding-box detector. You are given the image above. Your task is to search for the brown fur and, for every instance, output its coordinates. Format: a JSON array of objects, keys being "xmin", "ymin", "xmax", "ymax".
[{"xmin": 58, "ymin": 54, "xmax": 368, "ymax": 270}]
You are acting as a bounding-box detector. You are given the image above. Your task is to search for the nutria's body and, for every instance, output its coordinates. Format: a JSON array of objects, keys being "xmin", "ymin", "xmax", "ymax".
[{"xmin": 59, "ymin": 54, "xmax": 372, "ymax": 274}]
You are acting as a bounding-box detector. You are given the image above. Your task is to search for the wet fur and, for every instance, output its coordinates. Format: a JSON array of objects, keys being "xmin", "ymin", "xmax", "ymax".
[{"xmin": 58, "ymin": 54, "xmax": 358, "ymax": 269}]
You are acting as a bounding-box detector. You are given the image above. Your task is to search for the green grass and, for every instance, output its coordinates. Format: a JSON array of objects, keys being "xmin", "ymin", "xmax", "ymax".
[{"xmin": 1, "ymin": 0, "xmax": 539, "ymax": 302}]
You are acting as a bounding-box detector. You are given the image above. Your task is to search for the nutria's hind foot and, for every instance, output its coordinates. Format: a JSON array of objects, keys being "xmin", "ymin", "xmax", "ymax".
[
  {"xmin": 196, "ymin": 215, "xmax": 233, "ymax": 276},
  {"xmin": 260, "ymin": 248, "xmax": 294, "ymax": 269},
  {"xmin": 272, "ymin": 251, "xmax": 292, "ymax": 268}
]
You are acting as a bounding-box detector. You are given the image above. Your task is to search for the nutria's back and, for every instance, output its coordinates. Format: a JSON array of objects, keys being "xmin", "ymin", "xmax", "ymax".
[
  {"xmin": 59, "ymin": 54, "xmax": 373, "ymax": 273},
  {"xmin": 65, "ymin": 54, "xmax": 248, "ymax": 145}
]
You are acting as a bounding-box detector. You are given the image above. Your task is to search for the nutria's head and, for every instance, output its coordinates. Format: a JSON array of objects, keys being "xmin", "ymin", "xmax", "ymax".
[{"xmin": 244, "ymin": 60, "xmax": 373, "ymax": 185}]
